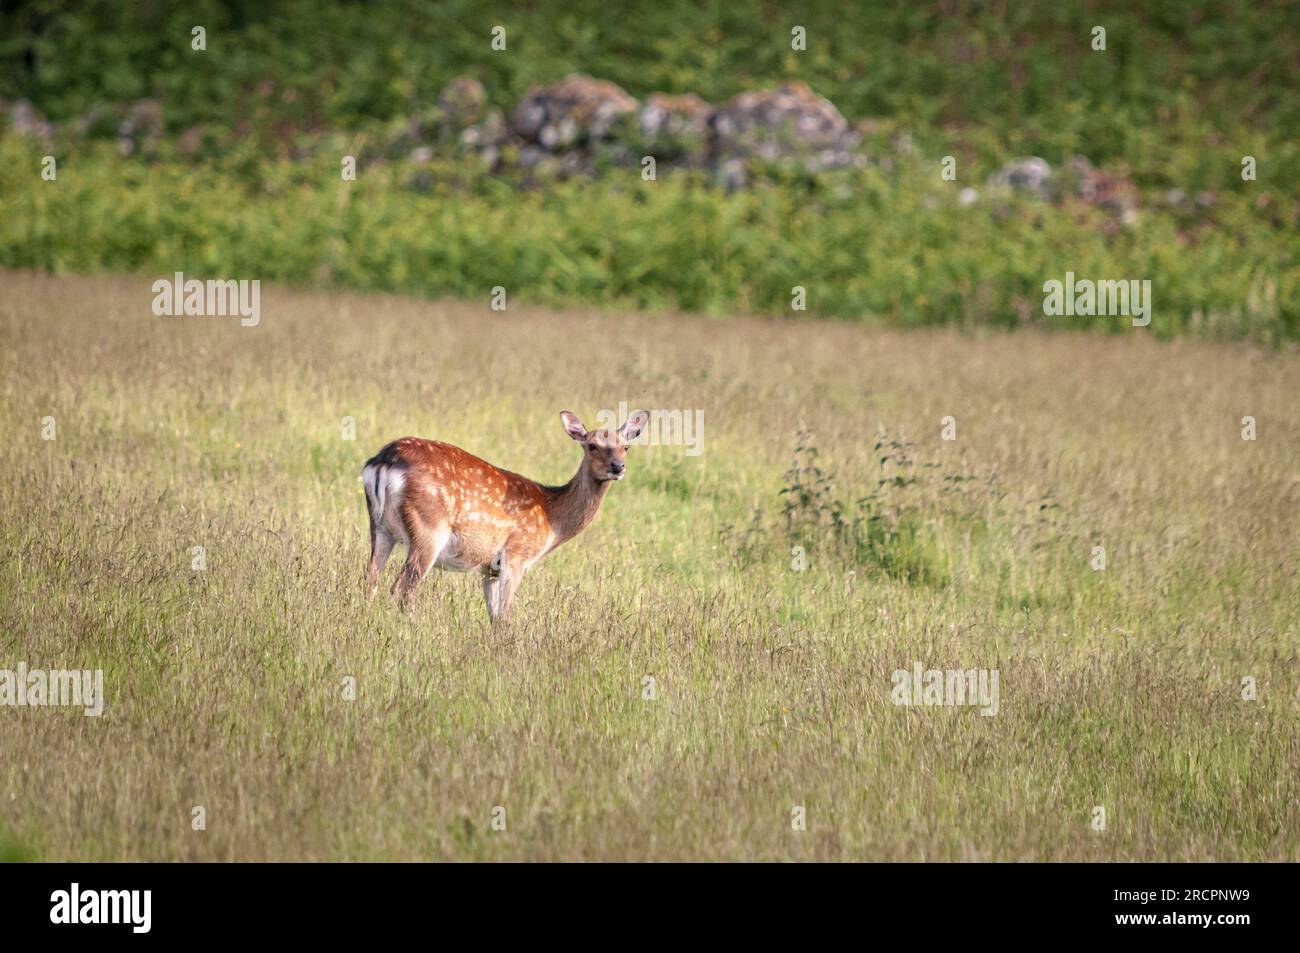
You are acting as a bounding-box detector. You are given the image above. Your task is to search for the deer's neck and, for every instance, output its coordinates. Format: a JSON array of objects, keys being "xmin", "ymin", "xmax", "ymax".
[{"xmin": 544, "ymin": 464, "xmax": 611, "ymax": 544}]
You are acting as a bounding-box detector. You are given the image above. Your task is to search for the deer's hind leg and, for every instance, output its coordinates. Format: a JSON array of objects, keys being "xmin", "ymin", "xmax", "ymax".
[
  {"xmin": 366, "ymin": 529, "xmax": 394, "ymax": 598},
  {"xmin": 395, "ymin": 515, "xmax": 451, "ymax": 610},
  {"xmin": 364, "ymin": 481, "xmax": 395, "ymax": 598}
]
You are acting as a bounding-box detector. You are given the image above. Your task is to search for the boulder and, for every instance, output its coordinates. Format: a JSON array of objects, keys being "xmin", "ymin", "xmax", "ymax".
[
  {"xmin": 1060, "ymin": 154, "xmax": 1138, "ymax": 223},
  {"xmin": 715, "ymin": 157, "xmax": 749, "ymax": 193},
  {"xmin": 709, "ymin": 81, "xmax": 861, "ymax": 171},
  {"xmin": 437, "ymin": 76, "xmax": 488, "ymax": 132},
  {"xmin": 986, "ymin": 157, "xmax": 1052, "ymax": 198},
  {"xmin": 512, "ymin": 74, "xmax": 638, "ymax": 150},
  {"xmin": 117, "ymin": 99, "xmax": 164, "ymax": 155},
  {"xmin": 987, "ymin": 155, "xmax": 1139, "ymax": 224},
  {"xmin": 639, "ymin": 92, "xmax": 712, "ymax": 161},
  {"xmin": 459, "ymin": 109, "xmax": 508, "ymax": 150},
  {"xmin": 10, "ymin": 99, "xmax": 53, "ymax": 141}
]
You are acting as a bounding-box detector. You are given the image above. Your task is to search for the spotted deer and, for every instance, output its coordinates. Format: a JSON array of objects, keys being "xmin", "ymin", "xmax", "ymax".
[{"xmin": 362, "ymin": 410, "xmax": 650, "ymax": 622}]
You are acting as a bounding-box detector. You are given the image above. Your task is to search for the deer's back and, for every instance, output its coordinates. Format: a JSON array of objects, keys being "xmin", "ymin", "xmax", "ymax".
[{"xmin": 370, "ymin": 438, "xmax": 554, "ymax": 560}]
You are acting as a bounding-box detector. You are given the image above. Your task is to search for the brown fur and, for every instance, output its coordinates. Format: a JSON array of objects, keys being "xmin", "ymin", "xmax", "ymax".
[{"xmin": 364, "ymin": 410, "xmax": 648, "ymax": 622}]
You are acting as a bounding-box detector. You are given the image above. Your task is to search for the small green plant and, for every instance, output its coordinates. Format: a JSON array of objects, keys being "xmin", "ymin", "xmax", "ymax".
[{"xmin": 721, "ymin": 430, "xmax": 949, "ymax": 584}]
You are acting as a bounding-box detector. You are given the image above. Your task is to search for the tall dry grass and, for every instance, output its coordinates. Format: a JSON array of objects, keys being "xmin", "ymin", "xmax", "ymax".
[{"xmin": 0, "ymin": 270, "xmax": 1296, "ymax": 860}]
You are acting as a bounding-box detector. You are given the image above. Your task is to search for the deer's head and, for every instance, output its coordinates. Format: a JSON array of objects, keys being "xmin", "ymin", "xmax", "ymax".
[{"xmin": 561, "ymin": 410, "xmax": 650, "ymax": 482}]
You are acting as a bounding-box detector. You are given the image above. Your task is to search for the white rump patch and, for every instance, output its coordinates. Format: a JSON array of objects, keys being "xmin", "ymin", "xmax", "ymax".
[{"xmin": 363, "ymin": 464, "xmax": 408, "ymax": 543}]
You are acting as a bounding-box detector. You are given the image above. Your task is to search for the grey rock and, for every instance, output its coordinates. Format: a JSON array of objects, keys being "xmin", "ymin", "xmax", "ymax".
[
  {"xmin": 716, "ymin": 158, "xmax": 749, "ymax": 193},
  {"xmin": 117, "ymin": 99, "xmax": 164, "ymax": 155},
  {"xmin": 639, "ymin": 92, "xmax": 712, "ymax": 163},
  {"xmin": 987, "ymin": 156, "xmax": 1052, "ymax": 197},
  {"xmin": 437, "ymin": 76, "xmax": 488, "ymax": 131},
  {"xmin": 459, "ymin": 110, "xmax": 507, "ymax": 150},
  {"xmin": 709, "ymin": 81, "xmax": 861, "ymax": 173},
  {"xmin": 1061, "ymin": 154, "xmax": 1138, "ymax": 220},
  {"xmin": 512, "ymin": 74, "xmax": 638, "ymax": 150},
  {"xmin": 10, "ymin": 99, "xmax": 53, "ymax": 140}
]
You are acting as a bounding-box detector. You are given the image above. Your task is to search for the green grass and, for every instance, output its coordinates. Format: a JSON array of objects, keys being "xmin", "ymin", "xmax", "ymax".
[{"xmin": 0, "ymin": 271, "xmax": 1296, "ymax": 860}]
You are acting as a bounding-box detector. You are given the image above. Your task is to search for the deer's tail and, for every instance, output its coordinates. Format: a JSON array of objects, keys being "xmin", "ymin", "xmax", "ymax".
[{"xmin": 362, "ymin": 443, "xmax": 407, "ymax": 536}]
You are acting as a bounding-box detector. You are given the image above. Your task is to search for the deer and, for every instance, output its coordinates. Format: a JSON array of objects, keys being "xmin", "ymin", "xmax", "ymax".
[{"xmin": 361, "ymin": 409, "xmax": 650, "ymax": 622}]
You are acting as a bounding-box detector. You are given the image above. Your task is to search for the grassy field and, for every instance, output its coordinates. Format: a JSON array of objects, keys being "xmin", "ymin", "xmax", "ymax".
[{"xmin": 1, "ymin": 269, "xmax": 1297, "ymax": 861}]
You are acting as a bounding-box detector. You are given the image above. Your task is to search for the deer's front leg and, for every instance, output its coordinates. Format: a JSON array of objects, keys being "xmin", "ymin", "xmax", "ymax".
[{"xmin": 482, "ymin": 548, "xmax": 523, "ymax": 624}]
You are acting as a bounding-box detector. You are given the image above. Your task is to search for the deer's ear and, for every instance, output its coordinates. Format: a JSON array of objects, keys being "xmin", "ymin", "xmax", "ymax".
[
  {"xmin": 620, "ymin": 409, "xmax": 650, "ymax": 441},
  {"xmin": 560, "ymin": 411, "xmax": 588, "ymax": 442}
]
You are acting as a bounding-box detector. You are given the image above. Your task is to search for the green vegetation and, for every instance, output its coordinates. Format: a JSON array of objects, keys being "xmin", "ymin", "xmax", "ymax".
[
  {"xmin": 2, "ymin": 135, "xmax": 1295, "ymax": 341},
  {"xmin": 1, "ymin": 1, "xmax": 1297, "ymax": 341},
  {"xmin": 5, "ymin": 0, "xmax": 1297, "ymax": 180}
]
